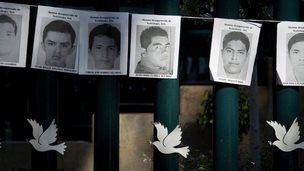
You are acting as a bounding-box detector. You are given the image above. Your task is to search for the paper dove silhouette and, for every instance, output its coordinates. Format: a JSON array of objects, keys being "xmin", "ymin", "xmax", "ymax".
[
  {"xmin": 267, "ymin": 117, "xmax": 304, "ymax": 152},
  {"xmin": 27, "ymin": 119, "xmax": 66, "ymax": 155},
  {"xmin": 151, "ymin": 122, "xmax": 190, "ymax": 158}
]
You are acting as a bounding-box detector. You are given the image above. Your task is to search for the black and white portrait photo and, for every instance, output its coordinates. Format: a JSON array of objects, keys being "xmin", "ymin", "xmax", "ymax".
[
  {"xmin": 0, "ymin": 2, "xmax": 30, "ymax": 67},
  {"xmin": 277, "ymin": 22, "xmax": 304, "ymax": 86},
  {"xmin": 129, "ymin": 14, "xmax": 181, "ymax": 79},
  {"xmin": 217, "ymin": 30, "xmax": 252, "ymax": 81},
  {"xmin": 88, "ymin": 23, "xmax": 121, "ymax": 70},
  {"xmin": 135, "ymin": 25, "xmax": 173, "ymax": 75},
  {"xmin": 209, "ymin": 18, "xmax": 261, "ymax": 86},
  {"xmin": 286, "ymin": 33, "xmax": 304, "ymax": 82},
  {"xmin": 31, "ymin": 6, "xmax": 80, "ymax": 74},
  {"xmin": 0, "ymin": 14, "xmax": 21, "ymax": 63},
  {"xmin": 78, "ymin": 11, "xmax": 129, "ymax": 75}
]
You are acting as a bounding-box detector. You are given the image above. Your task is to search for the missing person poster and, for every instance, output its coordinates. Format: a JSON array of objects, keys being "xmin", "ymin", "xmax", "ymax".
[
  {"xmin": 31, "ymin": 6, "xmax": 80, "ymax": 74},
  {"xmin": 277, "ymin": 21, "xmax": 304, "ymax": 86},
  {"xmin": 129, "ymin": 14, "xmax": 181, "ymax": 79},
  {"xmin": 0, "ymin": 2, "xmax": 29, "ymax": 68},
  {"xmin": 209, "ymin": 18, "xmax": 261, "ymax": 86},
  {"xmin": 78, "ymin": 11, "xmax": 129, "ymax": 75}
]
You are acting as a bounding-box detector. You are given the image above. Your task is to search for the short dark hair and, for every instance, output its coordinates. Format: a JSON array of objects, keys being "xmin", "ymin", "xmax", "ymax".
[
  {"xmin": 0, "ymin": 14, "xmax": 17, "ymax": 35},
  {"xmin": 89, "ymin": 24, "xmax": 121, "ymax": 50},
  {"xmin": 222, "ymin": 31, "xmax": 250, "ymax": 52},
  {"xmin": 140, "ymin": 26, "xmax": 168, "ymax": 49},
  {"xmin": 43, "ymin": 19, "xmax": 76, "ymax": 45},
  {"xmin": 288, "ymin": 33, "xmax": 304, "ymax": 52}
]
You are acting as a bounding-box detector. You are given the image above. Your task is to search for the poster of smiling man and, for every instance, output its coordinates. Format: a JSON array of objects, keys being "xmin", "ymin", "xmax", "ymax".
[
  {"xmin": 78, "ymin": 11, "xmax": 129, "ymax": 75},
  {"xmin": 209, "ymin": 18, "xmax": 261, "ymax": 86},
  {"xmin": 129, "ymin": 14, "xmax": 181, "ymax": 79},
  {"xmin": 277, "ymin": 21, "xmax": 304, "ymax": 86},
  {"xmin": 0, "ymin": 2, "xmax": 29, "ymax": 68},
  {"xmin": 31, "ymin": 6, "xmax": 80, "ymax": 74}
]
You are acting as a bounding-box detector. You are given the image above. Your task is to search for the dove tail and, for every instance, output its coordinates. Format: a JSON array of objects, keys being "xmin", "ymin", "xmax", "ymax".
[
  {"xmin": 53, "ymin": 142, "xmax": 67, "ymax": 155},
  {"xmin": 177, "ymin": 146, "xmax": 190, "ymax": 158},
  {"xmin": 297, "ymin": 142, "xmax": 304, "ymax": 150}
]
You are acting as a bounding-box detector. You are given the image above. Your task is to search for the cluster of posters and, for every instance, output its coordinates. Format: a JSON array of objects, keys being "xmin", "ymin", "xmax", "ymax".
[
  {"xmin": 2, "ymin": 2, "xmax": 181, "ymax": 78},
  {"xmin": 31, "ymin": 6, "xmax": 131, "ymax": 75},
  {"xmin": 2, "ymin": 2, "xmax": 304, "ymax": 85}
]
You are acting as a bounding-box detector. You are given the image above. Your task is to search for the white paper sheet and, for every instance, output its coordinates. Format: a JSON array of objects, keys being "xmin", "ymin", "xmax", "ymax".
[
  {"xmin": 209, "ymin": 18, "xmax": 261, "ymax": 86},
  {"xmin": 129, "ymin": 14, "xmax": 181, "ymax": 79},
  {"xmin": 31, "ymin": 6, "xmax": 80, "ymax": 73},
  {"xmin": 78, "ymin": 11, "xmax": 129, "ymax": 75},
  {"xmin": 277, "ymin": 21, "xmax": 304, "ymax": 86},
  {"xmin": 0, "ymin": 2, "xmax": 29, "ymax": 68}
]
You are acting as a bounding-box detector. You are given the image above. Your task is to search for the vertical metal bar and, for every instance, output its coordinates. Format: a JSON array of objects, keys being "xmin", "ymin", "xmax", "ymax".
[
  {"xmin": 95, "ymin": 77, "xmax": 120, "ymax": 171},
  {"xmin": 274, "ymin": 0, "xmax": 300, "ymax": 21},
  {"xmin": 213, "ymin": 0, "xmax": 240, "ymax": 170},
  {"xmin": 93, "ymin": 1, "xmax": 120, "ymax": 171},
  {"xmin": 214, "ymin": 0, "xmax": 239, "ymax": 19},
  {"xmin": 154, "ymin": 0, "xmax": 180, "ymax": 171},
  {"xmin": 31, "ymin": 0, "xmax": 58, "ymax": 170},
  {"xmin": 214, "ymin": 84, "xmax": 239, "ymax": 171},
  {"xmin": 274, "ymin": 87, "xmax": 299, "ymax": 170},
  {"xmin": 154, "ymin": 0, "xmax": 180, "ymax": 15},
  {"xmin": 274, "ymin": 0, "xmax": 300, "ymax": 170},
  {"xmin": 249, "ymin": 64, "xmax": 261, "ymax": 169},
  {"xmin": 154, "ymin": 79, "xmax": 180, "ymax": 171},
  {"xmin": 31, "ymin": 71, "xmax": 58, "ymax": 171}
]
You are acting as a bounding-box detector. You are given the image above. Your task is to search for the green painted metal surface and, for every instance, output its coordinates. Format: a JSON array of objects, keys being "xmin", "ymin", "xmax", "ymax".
[
  {"xmin": 214, "ymin": 0, "xmax": 239, "ymax": 19},
  {"xmin": 95, "ymin": 77, "xmax": 120, "ymax": 171},
  {"xmin": 32, "ymin": 1, "xmax": 58, "ymax": 170},
  {"xmin": 275, "ymin": 0, "xmax": 300, "ymax": 21},
  {"xmin": 214, "ymin": 84, "xmax": 239, "ymax": 171},
  {"xmin": 154, "ymin": 79, "xmax": 180, "ymax": 171},
  {"xmin": 275, "ymin": 87, "xmax": 299, "ymax": 170},
  {"xmin": 154, "ymin": 0, "xmax": 180, "ymax": 170},
  {"xmin": 213, "ymin": 0, "xmax": 240, "ymax": 170},
  {"xmin": 32, "ymin": 71, "xmax": 58, "ymax": 171},
  {"xmin": 155, "ymin": 0, "xmax": 180, "ymax": 15},
  {"xmin": 274, "ymin": 0, "xmax": 300, "ymax": 170},
  {"xmin": 93, "ymin": 0, "xmax": 120, "ymax": 170}
]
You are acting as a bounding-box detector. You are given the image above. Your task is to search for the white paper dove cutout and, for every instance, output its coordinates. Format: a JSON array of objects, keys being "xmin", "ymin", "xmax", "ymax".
[
  {"xmin": 151, "ymin": 122, "xmax": 190, "ymax": 158},
  {"xmin": 267, "ymin": 117, "xmax": 304, "ymax": 152},
  {"xmin": 27, "ymin": 119, "xmax": 66, "ymax": 155}
]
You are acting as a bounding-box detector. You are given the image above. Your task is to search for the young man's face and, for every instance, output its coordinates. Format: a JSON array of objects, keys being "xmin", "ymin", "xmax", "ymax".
[
  {"xmin": 222, "ymin": 40, "xmax": 248, "ymax": 74},
  {"xmin": 42, "ymin": 31, "xmax": 74, "ymax": 67},
  {"xmin": 90, "ymin": 35, "xmax": 119, "ymax": 69},
  {"xmin": 0, "ymin": 22, "xmax": 16, "ymax": 56},
  {"xmin": 289, "ymin": 41, "xmax": 304, "ymax": 78},
  {"xmin": 142, "ymin": 36, "xmax": 170, "ymax": 68}
]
